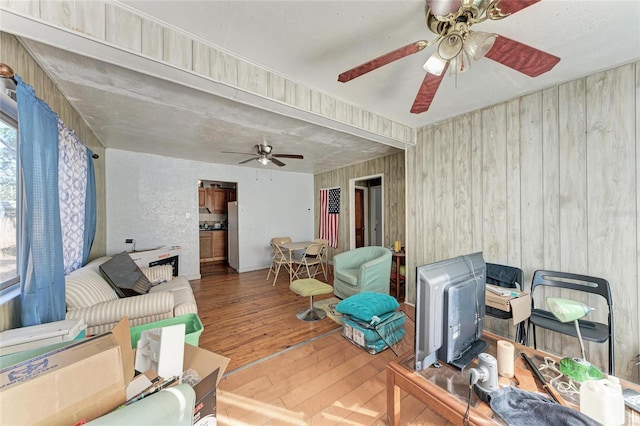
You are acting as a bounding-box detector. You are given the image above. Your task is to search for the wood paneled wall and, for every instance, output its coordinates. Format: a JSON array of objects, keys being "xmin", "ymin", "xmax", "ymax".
[
  {"xmin": 406, "ymin": 62, "xmax": 640, "ymax": 381},
  {"xmin": 0, "ymin": 32, "xmax": 106, "ymax": 330},
  {"xmin": 314, "ymin": 152, "xmax": 405, "ymax": 257}
]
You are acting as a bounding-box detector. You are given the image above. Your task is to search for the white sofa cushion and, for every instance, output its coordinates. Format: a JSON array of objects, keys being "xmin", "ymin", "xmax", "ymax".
[
  {"xmin": 66, "ymin": 257, "xmax": 118, "ymax": 309},
  {"xmin": 149, "ymin": 277, "xmax": 198, "ymax": 316},
  {"xmin": 140, "ymin": 265, "xmax": 174, "ymax": 284},
  {"xmin": 66, "ymin": 291, "xmax": 175, "ymax": 335}
]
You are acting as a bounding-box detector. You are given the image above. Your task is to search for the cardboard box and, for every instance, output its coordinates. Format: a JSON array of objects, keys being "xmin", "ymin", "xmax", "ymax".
[
  {"xmin": 127, "ymin": 329, "xmax": 229, "ymax": 425},
  {"xmin": 0, "ymin": 316, "xmax": 228, "ymax": 425},
  {"xmin": 184, "ymin": 343, "xmax": 229, "ymax": 426},
  {"xmin": 485, "ymin": 285, "xmax": 532, "ymax": 325},
  {"xmin": 0, "ymin": 318, "xmax": 134, "ymax": 425}
]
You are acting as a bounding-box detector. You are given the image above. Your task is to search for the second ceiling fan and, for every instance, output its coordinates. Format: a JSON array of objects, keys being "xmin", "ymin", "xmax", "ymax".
[
  {"xmin": 338, "ymin": 0, "xmax": 560, "ymax": 114},
  {"xmin": 222, "ymin": 139, "xmax": 303, "ymax": 167}
]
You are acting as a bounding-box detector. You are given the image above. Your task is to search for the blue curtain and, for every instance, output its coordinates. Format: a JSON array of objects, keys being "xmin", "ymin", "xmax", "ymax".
[
  {"xmin": 83, "ymin": 147, "xmax": 96, "ymax": 265},
  {"xmin": 16, "ymin": 76, "xmax": 66, "ymax": 326}
]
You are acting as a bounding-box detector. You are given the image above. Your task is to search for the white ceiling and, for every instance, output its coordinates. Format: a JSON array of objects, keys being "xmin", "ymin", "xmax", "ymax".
[{"xmin": 7, "ymin": 1, "xmax": 640, "ymax": 173}]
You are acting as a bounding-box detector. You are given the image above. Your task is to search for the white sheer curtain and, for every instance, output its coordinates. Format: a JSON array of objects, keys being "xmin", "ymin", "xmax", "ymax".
[{"xmin": 58, "ymin": 119, "xmax": 93, "ymax": 274}]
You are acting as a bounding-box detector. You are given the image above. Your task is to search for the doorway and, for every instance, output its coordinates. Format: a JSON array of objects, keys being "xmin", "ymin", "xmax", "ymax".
[
  {"xmin": 349, "ymin": 174, "xmax": 384, "ymax": 250},
  {"xmin": 198, "ymin": 179, "xmax": 238, "ymax": 277}
]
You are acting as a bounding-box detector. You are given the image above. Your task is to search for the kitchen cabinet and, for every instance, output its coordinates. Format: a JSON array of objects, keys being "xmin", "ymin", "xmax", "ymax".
[
  {"xmin": 203, "ymin": 187, "xmax": 235, "ymax": 213},
  {"xmin": 199, "ymin": 232, "xmax": 213, "ymax": 260},
  {"xmin": 199, "ymin": 230, "xmax": 227, "ymax": 262},
  {"xmin": 212, "ymin": 189, "xmax": 227, "ymax": 213},
  {"xmin": 205, "ymin": 189, "xmax": 214, "ymax": 212},
  {"xmin": 212, "ymin": 231, "xmax": 227, "ymax": 261}
]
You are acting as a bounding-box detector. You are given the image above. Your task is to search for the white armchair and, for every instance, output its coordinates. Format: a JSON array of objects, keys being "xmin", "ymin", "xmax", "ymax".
[
  {"xmin": 65, "ymin": 257, "xmax": 197, "ymax": 335},
  {"xmin": 333, "ymin": 246, "xmax": 392, "ymax": 299}
]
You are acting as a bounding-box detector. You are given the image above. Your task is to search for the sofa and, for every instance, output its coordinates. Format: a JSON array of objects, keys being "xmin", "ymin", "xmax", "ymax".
[
  {"xmin": 333, "ymin": 246, "xmax": 392, "ymax": 299},
  {"xmin": 65, "ymin": 256, "xmax": 198, "ymax": 335}
]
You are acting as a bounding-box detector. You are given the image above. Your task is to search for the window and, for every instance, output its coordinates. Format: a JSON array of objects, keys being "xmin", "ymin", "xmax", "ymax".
[{"xmin": 0, "ymin": 85, "xmax": 19, "ymax": 290}]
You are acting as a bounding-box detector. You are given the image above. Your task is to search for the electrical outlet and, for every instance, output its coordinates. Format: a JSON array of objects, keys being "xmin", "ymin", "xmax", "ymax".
[{"xmin": 125, "ymin": 239, "xmax": 134, "ymax": 244}]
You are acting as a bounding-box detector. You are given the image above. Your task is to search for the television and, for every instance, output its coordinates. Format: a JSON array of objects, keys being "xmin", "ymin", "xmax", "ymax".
[{"xmin": 414, "ymin": 252, "xmax": 487, "ymax": 371}]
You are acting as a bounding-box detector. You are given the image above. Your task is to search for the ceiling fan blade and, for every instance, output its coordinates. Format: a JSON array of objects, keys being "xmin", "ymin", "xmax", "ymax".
[
  {"xmin": 495, "ymin": 0, "xmax": 541, "ymax": 15},
  {"xmin": 338, "ymin": 40, "xmax": 428, "ymax": 83},
  {"xmin": 238, "ymin": 158, "xmax": 255, "ymax": 164},
  {"xmin": 222, "ymin": 151, "xmax": 255, "ymax": 155},
  {"xmin": 427, "ymin": 0, "xmax": 461, "ymax": 16},
  {"xmin": 271, "ymin": 157, "xmax": 286, "ymax": 167},
  {"xmin": 410, "ymin": 66, "xmax": 448, "ymax": 114},
  {"xmin": 485, "ymin": 35, "xmax": 560, "ymax": 77},
  {"xmin": 273, "ymin": 154, "xmax": 304, "ymax": 159}
]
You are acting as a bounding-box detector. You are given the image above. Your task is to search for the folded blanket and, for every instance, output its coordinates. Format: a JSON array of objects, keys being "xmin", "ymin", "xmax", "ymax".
[{"xmin": 489, "ymin": 387, "xmax": 601, "ymax": 426}]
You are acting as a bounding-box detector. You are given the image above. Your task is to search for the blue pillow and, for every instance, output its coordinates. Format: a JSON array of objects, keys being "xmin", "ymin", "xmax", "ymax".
[{"xmin": 335, "ymin": 292, "xmax": 399, "ymax": 322}]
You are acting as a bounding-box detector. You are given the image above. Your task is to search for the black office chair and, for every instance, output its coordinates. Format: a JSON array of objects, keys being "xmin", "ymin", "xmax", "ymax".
[
  {"xmin": 527, "ymin": 270, "xmax": 614, "ymax": 375},
  {"xmin": 485, "ymin": 263, "xmax": 526, "ymax": 345}
]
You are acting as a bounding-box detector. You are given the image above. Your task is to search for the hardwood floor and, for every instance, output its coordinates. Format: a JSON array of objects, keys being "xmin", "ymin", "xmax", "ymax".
[
  {"xmin": 190, "ymin": 264, "xmax": 452, "ymax": 425},
  {"xmin": 192, "ymin": 263, "xmax": 339, "ymax": 372}
]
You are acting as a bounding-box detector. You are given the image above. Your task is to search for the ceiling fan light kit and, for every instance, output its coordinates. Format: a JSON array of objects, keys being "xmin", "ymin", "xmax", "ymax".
[
  {"xmin": 465, "ymin": 31, "xmax": 497, "ymax": 60},
  {"xmin": 423, "ymin": 51, "xmax": 447, "ymax": 76},
  {"xmin": 437, "ymin": 31, "xmax": 464, "ymax": 60},
  {"xmin": 338, "ymin": 0, "xmax": 560, "ymax": 114}
]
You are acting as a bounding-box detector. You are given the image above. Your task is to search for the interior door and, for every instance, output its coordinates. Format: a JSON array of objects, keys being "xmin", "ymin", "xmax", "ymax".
[
  {"xmin": 355, "ymin": 188, "xmax": 365, "ymax": 248},
  {"xmin": 370, "ymin": 185, "xmax": 382, "ymax": 246}
]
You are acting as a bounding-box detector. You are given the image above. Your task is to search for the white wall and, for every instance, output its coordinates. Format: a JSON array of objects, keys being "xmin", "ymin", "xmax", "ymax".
[{"xmin": 105, "ymin": 149, "xmax": 314, "ymax": 279}]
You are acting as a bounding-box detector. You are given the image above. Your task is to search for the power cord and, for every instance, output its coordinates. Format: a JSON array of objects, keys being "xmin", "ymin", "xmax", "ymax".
[
  {"xmin": 463, "ymin": 373, "xmax": 473, "ymax": 425},
  {"xmin": 463, "ymin": 255, "xmax": 482, "ymax": 340}
]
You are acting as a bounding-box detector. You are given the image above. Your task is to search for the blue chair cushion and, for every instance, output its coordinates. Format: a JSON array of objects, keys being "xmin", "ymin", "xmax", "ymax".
[{"xmin": 335, "ymin": 292, "xmax": 399, "ymax": 322}]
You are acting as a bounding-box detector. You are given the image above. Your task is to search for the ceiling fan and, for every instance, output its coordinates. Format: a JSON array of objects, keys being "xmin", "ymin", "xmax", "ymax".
[
  {"xmin": 338, "ymin": 0, "xmax": 560, "ymax": 114},
  {"xmin": 222, "ymin": 140, "xmax": 304, "ymax": 167}
]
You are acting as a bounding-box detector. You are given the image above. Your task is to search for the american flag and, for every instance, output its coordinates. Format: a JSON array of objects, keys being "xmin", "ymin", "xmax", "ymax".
[{"xmin": 319, "ymin": 187, "xmax": 340, "ymax": 248}]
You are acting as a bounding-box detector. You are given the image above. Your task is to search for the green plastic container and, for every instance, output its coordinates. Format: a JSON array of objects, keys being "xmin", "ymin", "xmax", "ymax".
[{"xmin": 129, "ymin": 314, "xmax": 203, "ymax": 348}]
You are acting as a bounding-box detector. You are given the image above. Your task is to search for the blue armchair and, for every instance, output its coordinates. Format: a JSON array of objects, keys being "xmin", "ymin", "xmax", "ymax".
[{"xmin": 333, "ymin": 246, "xmax": 392, "ymax": 299}]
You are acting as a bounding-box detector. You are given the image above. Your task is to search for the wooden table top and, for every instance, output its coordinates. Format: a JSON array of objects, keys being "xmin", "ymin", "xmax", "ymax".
[
  {"xmin": 277, "ymin": 241, "xmax": 314, "ymax": 251},
  {"xmin": 387, "ymin": 331, "xmax": 640, "ymax": 425}
]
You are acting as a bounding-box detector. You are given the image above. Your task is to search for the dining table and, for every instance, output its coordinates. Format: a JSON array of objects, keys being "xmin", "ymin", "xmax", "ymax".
[{"xmin": 276, "ymin": 241, "xmax": 314, "ymax": 284}]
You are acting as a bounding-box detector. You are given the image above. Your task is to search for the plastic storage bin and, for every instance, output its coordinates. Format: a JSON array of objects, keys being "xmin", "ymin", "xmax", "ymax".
[
  {"xmin": 130, "ymin": 314, "xmax": 203, "ymax": 348},
  {"xmin": 341, "ymin": 311, "xmax": 406, "ymax": 354}
]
